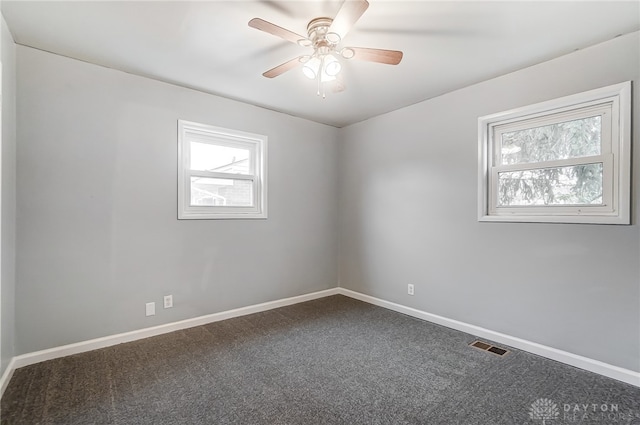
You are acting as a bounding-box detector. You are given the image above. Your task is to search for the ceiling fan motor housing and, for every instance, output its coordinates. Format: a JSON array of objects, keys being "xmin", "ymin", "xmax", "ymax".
[{"xmin": 306, "ymin": 17, "xmax": 340, "ymax": 49}]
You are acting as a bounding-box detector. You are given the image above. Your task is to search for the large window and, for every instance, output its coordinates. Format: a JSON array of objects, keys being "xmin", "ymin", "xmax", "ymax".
[
  {"xmin": 478, "ymin": 82, "xmax": 631, "ymax": 224},
  {"xmin": 178, "ymin": 120, "xmax": 267, "ymax": 219}
]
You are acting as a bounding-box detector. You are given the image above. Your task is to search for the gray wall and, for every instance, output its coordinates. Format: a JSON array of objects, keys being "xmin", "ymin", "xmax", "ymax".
[
  {"xmin": 10, "ymin": 30, "xmax": 640, "ymax": 375},
  {"xmin": 338, "ymin": 32, "xmax": 640, "ymax": 372},
  {"xmin": 16, "ymin": 46, "xmax": 339, "ymax": 354},
  {"xmin": 1, "ymin": 15, "xmax": 16, "ymax": 377}
]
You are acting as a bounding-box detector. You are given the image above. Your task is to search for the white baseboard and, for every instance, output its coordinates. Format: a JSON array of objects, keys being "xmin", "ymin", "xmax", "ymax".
[
  {"xmin": 1, "ymin": 285, "xmax": 637, "ymax": 399},
  {"xmin": 0, "ymin": 287, "xmax": 339, "ymax": 398},
  {"xmin": 0, "ymin": 357, "xmax": 17, "ymax": 398},
  {"xmin": 336, "ymin": 287, "xmax": 640, "ymax": 388}
]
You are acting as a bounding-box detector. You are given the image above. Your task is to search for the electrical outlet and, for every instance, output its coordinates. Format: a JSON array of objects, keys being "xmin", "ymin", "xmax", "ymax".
[
  {"xmin": 164, "ymin": 295, "xmax": 173, "ymax": 309},
  {"xmin": 145, "ymin": 302, "xmax": 156, "ymax": 316},
  {"xmin": 408, "ymin": 284, "xmax": 415, "ymax": 296}
]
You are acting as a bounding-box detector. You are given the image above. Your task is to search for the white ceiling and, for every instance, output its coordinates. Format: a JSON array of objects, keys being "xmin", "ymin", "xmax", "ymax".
[{"xmin": 2, "ymin": 1, "xmax": 639, "ymax": 127}]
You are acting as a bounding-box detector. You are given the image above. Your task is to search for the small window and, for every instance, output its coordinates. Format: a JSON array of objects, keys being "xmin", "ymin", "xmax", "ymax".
[
  {"xmin": 478, "ymin": 82, "xmax": 631, "ymax": 224},
  {"xmin": 178, "ymin": 120, "xmax": 267, "ymax": 219}
]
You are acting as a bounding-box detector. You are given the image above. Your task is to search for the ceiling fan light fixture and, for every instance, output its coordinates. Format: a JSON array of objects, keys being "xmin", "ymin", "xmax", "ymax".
[
  {"xmin": 320, "ymin": 68, "xmax": 337, "ymax": 82},
  {"xmin": 324, "ymin": 54, "xmax": 342, "ymax": 76},
  {"xmin": 249, "ymin": 0, "xmax": 403, "ymax": 95},
  {"xmin": 302, "ymin": 56, "xmax": 321, "ymax": 79}
]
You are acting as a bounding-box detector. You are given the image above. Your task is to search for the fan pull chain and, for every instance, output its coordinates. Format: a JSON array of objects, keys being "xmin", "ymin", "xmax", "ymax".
[{"xmin": 317, "ymin": 81, "xmax": 326, "ymax": 99}]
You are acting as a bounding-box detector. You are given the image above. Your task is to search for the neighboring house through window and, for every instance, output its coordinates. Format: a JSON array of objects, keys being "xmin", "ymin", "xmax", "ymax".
[{"xmin": 178, "ymin": 120, "xmax": 267, "ymax": 219}]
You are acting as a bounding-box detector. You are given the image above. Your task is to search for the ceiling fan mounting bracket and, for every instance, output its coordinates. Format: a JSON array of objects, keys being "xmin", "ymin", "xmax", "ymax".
[{"xmin": 307, "ymin": 17, "xmax": 333, "ymax": 34}]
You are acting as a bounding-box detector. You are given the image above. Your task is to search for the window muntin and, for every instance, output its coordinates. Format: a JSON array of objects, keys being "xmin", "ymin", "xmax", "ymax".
[
  {"xmin": 178, "ymin": 121, "xmax": 267, "ymax": 219},
  {"xmin": 478, "ymin": 82, "xmax": 631, "ymax": 224}
]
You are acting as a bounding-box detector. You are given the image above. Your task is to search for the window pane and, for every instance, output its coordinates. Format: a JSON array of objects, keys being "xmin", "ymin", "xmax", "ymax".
[
  {"xmin": 190, "ymin": 177, "xmax": 254, "ymax": 207},
  {"xmin": 501, "ymin": 116, "xmax": 601, "ymax": 165},
  {"xmin": 190, "ymin": 141, "xmax": 251, "ymax": 174},
  {"xmin": 497, "ymin": 163, "xmax": 603, "ymax": 206}
]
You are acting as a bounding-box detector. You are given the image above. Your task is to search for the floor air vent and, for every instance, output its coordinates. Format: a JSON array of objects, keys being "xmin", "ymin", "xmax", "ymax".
[{"xmin": 470, "ymin": 340, "xmax": 509, "ymax": 356}]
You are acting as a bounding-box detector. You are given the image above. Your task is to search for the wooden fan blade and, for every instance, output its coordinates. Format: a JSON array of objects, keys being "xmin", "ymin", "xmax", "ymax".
[
  {"xmin": 249, "ymin": 18, "xmax": 306, "ymax": 44},
  {"xmin": 328, "ymin": 0, "xmax": 369, "ymax": 40},
  {"xmin": 347, "ymin": 47, "xmax": 403, "ymax": 65},
  {"xmin": 263, "ymin": 57, "xmax": 303, "ymax": 78}
]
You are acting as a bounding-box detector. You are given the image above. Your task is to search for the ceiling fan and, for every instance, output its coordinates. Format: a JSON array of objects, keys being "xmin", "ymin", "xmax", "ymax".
[{"xmin": 248, "ymin": 0, "xmax": 403, "ymax": 96}]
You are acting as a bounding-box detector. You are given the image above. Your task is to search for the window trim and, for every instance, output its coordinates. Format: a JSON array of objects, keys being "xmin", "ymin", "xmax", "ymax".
[
  {"xmin": 478, "ymin": 81, "xmax": 631, "ymax": 224},
  {"xmin": 178, "ymin": 120, "xmax": 267, "ymax": 220}
]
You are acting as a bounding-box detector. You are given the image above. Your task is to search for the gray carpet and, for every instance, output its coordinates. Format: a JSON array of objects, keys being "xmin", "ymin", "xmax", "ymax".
[{"xmin": 1, "ymin": 295, "xmax": 639, "ymax": 424}]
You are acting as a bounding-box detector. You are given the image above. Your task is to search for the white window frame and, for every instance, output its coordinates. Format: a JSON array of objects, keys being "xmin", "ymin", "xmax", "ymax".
[
  {"xmin": 178, "ymin": 120, "xmax": 267, "ymax": 219},
  {"xmin": 478, "ymin": 81, "xmax": 631, "ymax": 224}
]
